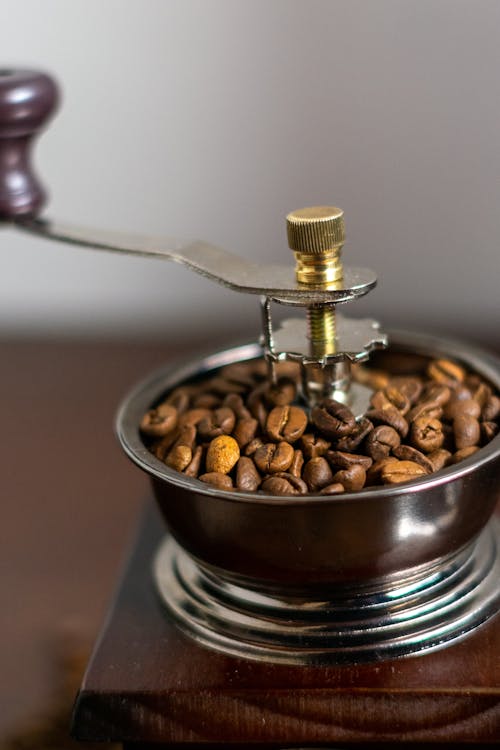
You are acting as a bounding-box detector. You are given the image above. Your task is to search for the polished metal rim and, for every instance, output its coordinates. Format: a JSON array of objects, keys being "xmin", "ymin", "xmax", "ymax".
[{"xmin": 154, "ymin": 517, "xmax": 500, "ymax": 665}]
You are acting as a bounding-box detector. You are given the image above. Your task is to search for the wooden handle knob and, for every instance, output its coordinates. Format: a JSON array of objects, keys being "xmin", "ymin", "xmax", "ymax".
[{"xmin": 0, "ymin": 68, "xmax": 59, "ymax": 218}]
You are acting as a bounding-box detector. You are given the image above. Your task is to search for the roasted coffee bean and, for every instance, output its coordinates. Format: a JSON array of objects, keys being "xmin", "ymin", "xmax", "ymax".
[
  {"xmin": 389, "ymin": 376, "xmax": 423, "ymax": 405},
  {"xmin": 450, "ymin": 446, "xmax": 479, "ymax": 463},
  {"xmin": 223, "ymin": 393, "xmax": 252, "ymax": 419},
  {"xmin": 312, "ymin": 399, "xmax": 356, "ymax": 438},
  {"xmin": 406, "ymin": 400, "xmax": 443, "ymax": 424},
  {"xmin": 290, "ymin": 449, "xmax": 305, "ymax": 478},
  {"xmin": 140, "ymin": 403, "xmax": 178, "ymax": 437},
  {"xmin": 481, "ymin": 421, "xmax": 499, "ymax": 444},
  {"xmin": 411, "ymin": 417, "xmax": 444, "ymax": 453},
  {"xmin": 366, "ymin": 405, "xmax": 408, "ymax": 438},
  {"xmin": 263, "ymin": 377, "xmax": 296, "ymax": 407},
  {"xmin": 332, "ymin": 464, "xmax": 366, "ymax": 491},
  {"xmin": 443, "ymin": 397, "xmax": 481, "ymax": 421},
  {"xmin": 326, "ymin": 450, "xmax": 373, "ymax": 471},
  {"xmin": 300, "ymin": 433, "xmax": 331, "ymax": 459},
  {"xmin": 366, "ymin": 457, "xmax": 399, "ymax": 485},
  {"xmin": 208, "ymin": 376, "xmax": 247, "ymax": 395},
  {"xmin": 254, "ymin": 441, "xmax": 294, "ymax": 474},
  {"xmin": 427, "ymin": 358, "xmax": 465, "ymax": 386},
  {"xmin": 199, "ymin": 472, "xmax": 234, "ymax": 489},
  {"xmin": 421, "ymin": 383, "xmax": 451, "ymax": 407},
  {"xmin": 365, "ymin": 425, "xmax": 401, "ymax": 461},
  {"xmin": 471, "ymin": 381, "xmax": 492, "ymax": 409},
  {"xmin": 371, "ymin": 386, "xmax": 410, "ymax": 415},
  {"xmin": 219, "ymin": 363, "xmax": 258, "ymax": 389},
  {"xmin": 303, "ymin": 457, "xmax": 333, "ymax": 492},
  {"xmin": 427, "ymin": 448, "xmax": 452, "ymax": 472},
  {"xmin": 192, "ymin": 393, "xmax": 221, "ymax": 409},
  {"xmin": 261, "ymin": 475, "xmax": 304, "ymax": 496},
  {"xmin": 268, "ymin": 472, "xmax": 308, "ymax": 494},
  {"xmin": 206, "ymin": 435, "xmax": 240, "ymax": 474},
  {"xmin": 178, "ymin": 407, "xmax": 212, "ymax": 428},
  {"xmin": 266, "ymin": 405, "xmax": 308, "ymax": 443},
  {"xmin": 183, "ymin": 445, "xmax": 203, "ymax": 477},
  {"xmin": 392, "ymin": 445, "xmax": 433, "ymax": 473},
  {"xmin": 353, "ymin": 365, "xmax": 389, "ymax": 390},
  {"xmin": 335, "ymin": 417, "xmax": 373, "ymax": 451},
  {"xmin": 453, "ymin": 414, "xmax": 480, "ymax": 451},
  {"xmin": 197, "ymin": 407, "xmax": 236, "ymax": 440},
  {"xmin": 319, "ymin": 482, "xmax": 345, "ymax": 495},
  {"xmin": 246, "ymin": 385, "xmax": 268, "ymax": 430},
  {"xmin": 164, "ymin": 386, "xmax": 191, "ymax": 413},
  {"xmin": 236, "ymin": 457, "xmax": 261, "ymax": 491},
  {"xmin": 244, "ymin": 437, "xmax": 265, "ymax": 456},
  {"xmin": 165, "ymin": 444, "xmax": 192, "ymax": 472},
  {"xmin": 482, "ymin": 395, "xmax": 500, "ymax": 422},
  {"xmin": 381, "ymin": 460, "xmax": 428, "ymax": 485},
  {"xmin": 233, "ymin": 417, "xmax": 259, "ymax": 448}
]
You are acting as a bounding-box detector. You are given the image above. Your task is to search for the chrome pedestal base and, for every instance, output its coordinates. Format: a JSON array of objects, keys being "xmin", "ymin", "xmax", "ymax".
[{"xmin": 154, "ymin": 518, "xmax": 500, "ymax": 666}]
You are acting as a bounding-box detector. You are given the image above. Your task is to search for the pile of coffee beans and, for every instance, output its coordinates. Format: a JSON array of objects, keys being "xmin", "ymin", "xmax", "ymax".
[{"xmin": 140, "ymin": 357, "xmax": 499, "ymax": 496}]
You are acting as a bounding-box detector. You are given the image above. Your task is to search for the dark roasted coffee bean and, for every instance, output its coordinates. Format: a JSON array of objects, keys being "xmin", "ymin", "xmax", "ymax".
[
  {"xmin": 254, "ymin": 441, "xmax": 294, "ymax": 474},
  {"xmin": 261, "ymin": 475, "xmax": 302, "ymax": 496},
  {"xmin": 233, "ymin": 417, "xmax": 259, "ymax": 448},
  {"xmin": 335, "ymin": 417, "xmax": 373, "ymax": 451},
  {"xmin": 421, "ymin": 383, "xmax": 451, "ymax": 407},
  {"xmin": 269, "ymin": 472, "xmax": 308, "ymax": 494},
  {"xmin": 427, "ymin": 448, "xmax": 452, "ymax": 472},
  {"xmin": 371, "ymin": 386, "xmax": 410, "ymax": 415},
  {"xmin": 197, "ymin": 407, "xmax": 236, "ymax": 440},
  {"xmin": 199, "ymin": 472, "xmax": 234, "ymax": 489},
  {"xmin": 365, "ymin": 425, "xmax": 401, "ymax": 461},
  {"xmin": 326, "ymin": 450, "xmax": 372, "ymax": 471},
  {"xmin": 392, "ymin": 445, "xmax": 433, "ymax": 473},
  {"xmin": 303, "ymin": 457, "xmax": 333, "ymax": 492},
  {"xmin": 312, "ymin": 399, "xmax": 356, "ymax": 438},
  {"xmin": 427, "ymin": 358, "xmax": 465, "ymax": 386},
  {"xmin": 443, "ymin": 397, "xmax": 481, "ymax": 421},
  {"xmin": 482, "ymin": 395, "xmax": 500, "ymax": 421},
  {"xmin": 481, "ymin": 421, "xmax": 499, "ymax": 444},
  {"xmin": 319, "ymin": 482, "xmax": 345, "ymax": 494},
  {"xmin": 236, "ymin": 457, "xmax": 261, "ymax": 491},
  {"xmin": 223, "ymin": 393, "xmax": 252, "ymax": 419},
  {"xmin": 381, "ymin": 460, "xmax": 428, "ymax": 485},
  {"xmin": 453, "ymin": 414, "xmax": 480, "ymax": 450},
  {"xmin": 183, "ymin": 445, "xmax": 203, "ymax": 477},
  {"xmin": 406, "ymin": 400, "xmax": 443, "ymax": 424},
  {"xmin": 332, "ymin": 464, "xmax": 366, "ymax": 491},
  {"xmin": 290, "ymin": 449, "xmax": 304, "ymax": 478},
  {"xmin": 140, "ymin": 403, "xmax": 178, "ymax": 437},
  {"xmin": 410, "ymin": 417, "xmax": 444, "ymax": 453},
  {"xmin": 300, "ymin": 433, "xmax": 331, "ymax": 459},
  {"xmin": 266, "ymin": 405, "xmax": 308, "ymax": 443},
  {"xmin": 366, "ymin": 405, "xmax": 408, "ymax": 438}
]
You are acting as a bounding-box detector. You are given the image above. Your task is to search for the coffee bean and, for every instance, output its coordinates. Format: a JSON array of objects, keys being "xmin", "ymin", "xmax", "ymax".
[
  {"xmin": 421, "ymin": 383, "xmax": 452, "ymax": 407},
  {"xmin": 165, "ymin": 444, "xmax": 192, "ymax": 472},
  {"xmin": 263, "ymin": 377, "xmax": 296, "ymax": 407},
  {"xmin": 164, "ymin": 386, "xmax": 191, "ymax": 413},
  {"xmin": 326, "ymin": 450, "xmax": 373, "ymax": 471},
  {"xmin": 353, "ymin": 365, "xmax": 389, "ymax": 390},
  {"xmin": 443, "ymin": 398, "xmax": 481, "ymax": 421},
  {"xmin": 183, "ymin": 445, "xmax": 204, "ymax": 477},
  {"xmin": 392, "ymin": 444, "xmax": 433, "ymax": 473},
  {"xmin": 471, "ymin": 382, "xmax": 492, "ymax": 409},
  {"xmin": 366, "ymin": 405, "xmax": 408, "ymax": 438},
  {"xmin": 410, "ymin": 417, "xmax": 444, "ymax": 453},
  {"xmin": 427, "ymin": 448, "xmax": 452, "ymax": 472},
  {"xmin": 366, "ymin": 457, "xmax": 399, "ymax": 485},
  {"xmin": 371, "ymin": 386, "xmax": 410, "ymax": 415},
  {"xmin": 197, "ymin": 407, "xmax": 236, "ymax": 440},
  {"xmin": 482, "ymin": 395, "xmax": 500, "ymax": 422},
  {"xmin": 233, "ymin": 417, "xmax": 259, "ymax": 448},
  {"xmin": 206, "ymin": 435, "xmax": 240, "ymax": 474},
  {"xmin": 140, "ymin": 403, "xmax": 178, "ymax": 437},
  {"xmin": 319, "ymin": 482, "xmax": 345, "ymax": 495},
  {"xmin": 481, "ymin": 421, "xmax": 499, "ymax": 444},
  {"xmin": 389, "ymin": 376, "xmax": 423, "ymax": 405},
  {"xmin": 236, "ymin": 457, "xmax": 261, "ymax": 491},
  {"xmin": 406, "ymin": 400, "xmax": 443, "ymax": 424},
  {"xmin": 381, "ymin": 460, "xmax": 428, "ymax": 485},
  {"xmin": 254, "ymin": 441, "xmax": 294, "ymax": 474},
  {"xmin": 290, "ymin": 449, "xmax": 305, "ymax": 478},
  {"xmin": 312, "ymin": 399, "xmax": 356, "ymax": 439},
  {"xmin": 268, "ymin": 472, "xmax": 308, "ymax": 494},
  {"xmin": 261, "ymin": 475, "xmax": 303, "ymax": 496},
  {"xmin": 365, "ymin": 425, "xmax": 401, "ymax": 461},
  {"xmin": 427, "ymin": 359, "xmax": 465, "ymax": 386},
  {"xmin": 453, "ymin": 414, "xmax": 480, "ymax": 450},
  {"xmin": 450, "ymin": 446, "xmax": 480, "ymax": 464},
  {"xmin": 192, "ymin": 393, "xmax": 221, "ymax": 409},
  {"xmin": 266, "ymin": 405, "xmax": 308, "ymax": 443},
  {"xmin": 178, "ymin": 407, "xmax": 212, "ymax": 429},
  {"xmin": 208, "ymin": 376, "xmax": 247, "ymax": 395},
  {"xmin": 244, "ymin": 437, "xmax": 265, "ymax": 456},
  {"xmin": 300, "ymin": 433, "xmax": 331, "ymax": 459},
  {"xmin": 332, "ymin": 464, "xmax": 366, "ymax": 491},
  {"xmin": 335, "ymin": 417, "xmax": 373, "ymax": 451},
  {"xmin": 219, "ymin": 363, "xmax": 258, "ymax": 389},
  {"xmin": 247, "ymin": 385, "xmax": 268, "ymax": 430},
  {"xmin": 303, "ymin": 457, "xmax": 333, "ymax": 492},
  {"xmin": 223, "ymin": 393, "xmax": 252, "ymax": 419},
  {"xmin": 199, "ymin": 472, "xmax": 234, "ymax": 490}
]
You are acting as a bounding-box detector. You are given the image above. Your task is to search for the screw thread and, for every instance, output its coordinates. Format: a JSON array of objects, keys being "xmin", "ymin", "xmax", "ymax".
[{"xmin": 307, "ymin": 307, "xmax": 336, "ymax": 356}]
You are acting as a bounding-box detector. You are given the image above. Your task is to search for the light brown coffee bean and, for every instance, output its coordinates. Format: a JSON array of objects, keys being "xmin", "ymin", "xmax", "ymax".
[
  {"xmin": 472, "ymin": 381, "xmax": 492, "ymax": 409},
  {"xmin": 140, "ymin": 403, "xmax": 178, "ymax": 437},
  {"xmin": 427, "ymin": 448, "xmax": 452, "ymax": 472},
  {"xmin": 335, "ymin": 417, "xmax": 373, "ymax": 451},
  {"xmin": 263, "ymin": 377, "xmax": 297, "ymax": 407},
  {"xmin": 223, "ymin": 393, "xmax": 252, "ymax": 419},
  {"xmin": 219, "ymin": 363, "xmax": 257, "ymax": 388},
  {"xmin": 150, "ymin": 428, "xmax": 180, "ymax": 461},
  {"xmin": 206, "ymin": 435, "xmax": 240, "ymax": 474},
  {"xmin": 235, "ymin": 457, "xmax": 261, "ymax": 491},
  {"xmin": 266, "ymin": 405, "xmax": 308, "ymax": 443},
  {"xmin": 269, "ymin": 472, "xmax": 308, "ymax": 494},
  {"xmin": 453, "ymin": 414, "xmax": 480, "ymax": 450},
  {"xmin": 365, "ymin": 425, "xmax": 401, "ymax": 461},
  {"xmin": 300, "ymin": 433, "xmax": 330, "ymax": 459},
  {"xmin": 371, "ymin": 386, "xmax": 410, "ymax": 415},
  {"xmin": 199, "ymin": 472, "xmax": 234, "ymax": 489},
  {"xmin": 319, "ymin": 483, "xmax": 345, "ymax": 495},
  {"xmin": 427, "ymin": 358, "xmax": 465, "ymax": 386},
  {"xmin": 411, "ymin": 417, "xmax": 444, "ymax": 453},
  {"xmin": 254, "ymin": 441, "xmax": 294, "ymax": 474},
  {"xmin": 450, "ymin": 446, "xmax": 480, "ymax": 464},
  {"xmin": 326, "ymin": 450, "xmax": 373, "ymax": 471},
  {"xmin": 233, "ymin": 417, "xmax": 259, "ymax": 448},
  {"xmin": 482, "ymin": 395, "xmax": 500, "ymax": 421},
  {"xmin": 183, "ymin": 445, "xmax": 204, "ymax": 477},
  {"xmin": 406, "ymin": 400, "xmax": 443, "ymax": 424},
  {"xmin": 332, "ymin": 464, "xmax": 366, "ymax": 491},
  {"xmin": 192, "ymin": 393, "xmax": 221, "ymax": 409},
  {"xmin": 443, "ymin": 398, "xmax": 481, "ymax": 421},
  {"xmin": 165, "ymin": 444, "xmax": 192, "ymax": 472},
  {"xmin": 366, "ymin": 457, "xmax": 399, "ymax": 485},
  {"xmin": 393, "ymin": 445, "xmax": 433, "ymax": 473},
  {"xmin": 244, "ymin": 437, "xmax": 265, "ymax": 456},
  {"xmin": 389, "ymin": 376, "xmax": 423, "ymax": 405},
  {"xmin": 178, "ymin": 407, "xmax": 212, "ymax": 429},
  {"xmin": 381, "ymin": 460, "xmax": 428, "ymax": 485},
  {"xmin": 421, "ymin": 383, "xmax": 452, "ymax": 407},
  {"xmin": 353, "ymin": 365, "xmax": 389, "ymax": 390},
  {"xmin": 208, "ymin": 376, "xmax": 246, "ymax": 395},
  {"xmin": 164, "ymin": 386, "xmax": 191, "ymax": 413},
  {"xmin": 290, "ymin": 449, "xmax": 305, "ymax": 478},
  {"xmin": 366, "ymin": 405, "xmax": 409, "ymax": 438},
  {"xmin": 312, "ymin": 399, "xmax": 356, "ymax": 439},
  {"xmin": 246, "ymin": 385, "xmax": 268, "ymax": 430},
  {"xmin": 303, "ymin": 457, "xmax": 333, "ymax": 492},
  {"xmin": 197, "ymin": 407, "xmax": 236, "ymax": 440}
]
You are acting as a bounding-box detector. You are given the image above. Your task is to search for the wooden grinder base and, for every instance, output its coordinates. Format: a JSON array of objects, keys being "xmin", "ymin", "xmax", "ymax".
[{"xmin": 72, "ymin": 502, "xmax": 500, "ymax": 747}]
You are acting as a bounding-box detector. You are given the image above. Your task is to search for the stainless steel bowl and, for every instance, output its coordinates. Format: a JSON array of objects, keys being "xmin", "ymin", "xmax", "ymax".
[{"xmin": 116, "ymin": 331, "xmax": 500, "ymax": 663}]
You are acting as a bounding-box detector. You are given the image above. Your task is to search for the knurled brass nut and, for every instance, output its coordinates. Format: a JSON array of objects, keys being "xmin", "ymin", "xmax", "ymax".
[{"xmin": 286, "ymin": 206, "xmax": 345, "ymax": 255}]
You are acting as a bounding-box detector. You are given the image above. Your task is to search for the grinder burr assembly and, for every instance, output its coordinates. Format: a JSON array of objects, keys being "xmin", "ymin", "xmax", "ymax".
[{"xmin": 2, "ymin": 68, "xmax": 499, "ymax": 665}]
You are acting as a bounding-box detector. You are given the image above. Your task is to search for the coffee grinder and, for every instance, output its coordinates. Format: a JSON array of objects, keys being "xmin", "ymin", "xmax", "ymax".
[{"xmin": 1, "ymin": 68, "xmax": 499, "ymax": 746}]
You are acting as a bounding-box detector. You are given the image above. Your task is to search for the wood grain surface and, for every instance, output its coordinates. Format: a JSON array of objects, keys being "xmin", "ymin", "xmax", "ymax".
[{"xmin": 73, "ymin": 503, "xmax": 500, "ymax": 746}]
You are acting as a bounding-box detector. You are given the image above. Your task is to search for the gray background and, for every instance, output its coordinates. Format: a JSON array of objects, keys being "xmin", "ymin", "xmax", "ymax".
[{"xmin": 1, "ymin": 0, "xmax": 499, "ymax": 347}]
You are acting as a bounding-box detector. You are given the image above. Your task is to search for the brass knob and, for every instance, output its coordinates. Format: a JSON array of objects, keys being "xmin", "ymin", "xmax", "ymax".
[{"xmin": 286, "ymin": 206, "xmax": 345, "ymax": 286}]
